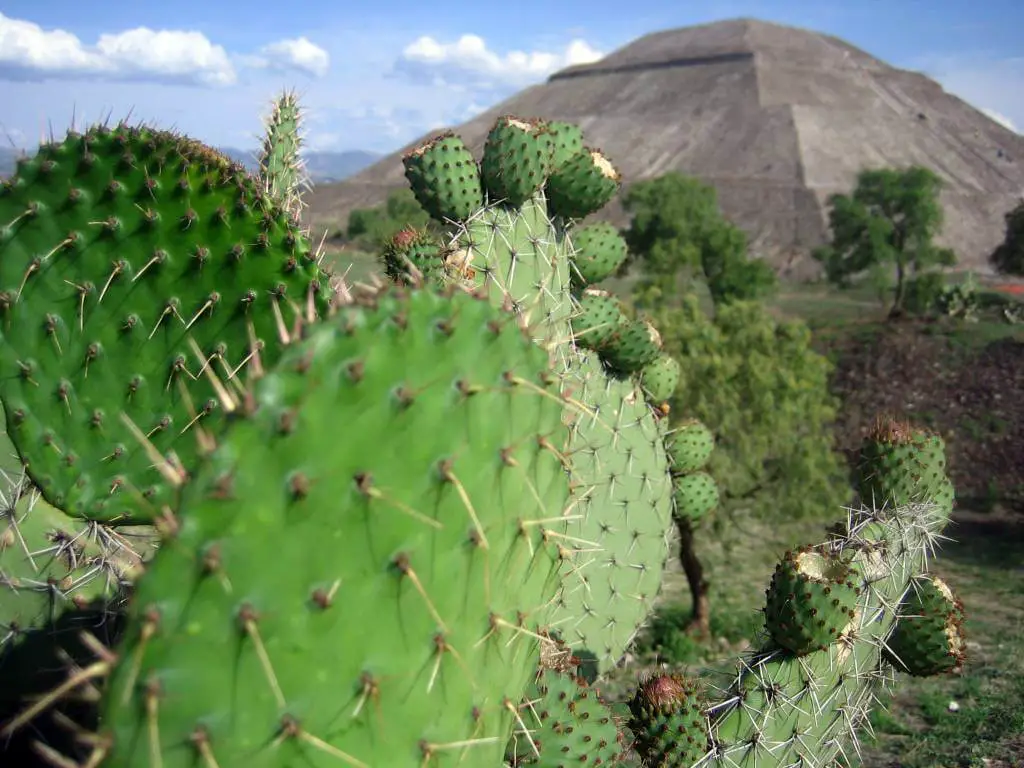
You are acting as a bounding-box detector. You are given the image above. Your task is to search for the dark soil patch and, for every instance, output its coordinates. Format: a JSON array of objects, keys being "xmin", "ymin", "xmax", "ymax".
[{"xmin": 816, "ymin": 319, "xmax": 1024, "ymax": 513}]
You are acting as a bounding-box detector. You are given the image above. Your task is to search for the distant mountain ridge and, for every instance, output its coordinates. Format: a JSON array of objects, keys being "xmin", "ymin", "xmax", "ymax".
[{"xmin": 0, "ymin": 144, "xmax": 380, "ymax": 184}]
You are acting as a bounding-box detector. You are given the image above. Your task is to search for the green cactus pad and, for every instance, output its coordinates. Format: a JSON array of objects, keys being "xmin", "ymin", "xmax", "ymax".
[
  {"xmin": 639, "ymin": 354, "xmax": 681, "ymax": 405},
  {"xmin": 257, "ymin": 90, "xmax": 307, "ymax": 222},
  {"xmin": 446, "ymin": 192, "xmax": 575, "ymax": 346},
  {"xmin": 0, "ymin": 480, "xmax": 150, "ymax": 651},
  {"xmin": 380, "ymin": 227, "xmax": 444, "ymax": 285},
  {"xmin": 98, "ymin": 284, "xmax": 571, "ymax": 768},
  {"xmin": 480, "ymin": 117, "xmax": 554, "ymax": 208},
  {"xmin": 666, "ymin": 420, "xmax": 715, "ymax": 474},
  {"xmin": 506, "ymin": 669, "xmax": 622, "ymax": 766},
  {"xmin": 855, "ymin": 418, "xmax": 949, "ymax": 512},
  {"xmin": 568, "ymin": 223, "xmax": 628, "ymax": 287},
  {"xmin": 885, "ymin": 576, "xmax": 967, "ymax": 676},
  {"xmin": 551, "ymin": 356, "xmax": 674, "ymax": 675},
  {"xmin": 764, "ymin": 545, "xmax": 860, "ymax": 655},
  {"xmin": 545, "ymin": 149, "xmax": 621, "ymax": 220},
  {"xmin": 0, "ymin": 123, "xmax": 325, "ymax": 523},
  {"xmin": 403, "ymin": 132, "xmax": 484, "ymax": 223},
  {"xmin": 599, "ymin": 320, "xmax": 663, "ymax": 373},
  {"xmin": 546, "ymin": 122, "xmax": 584, "ymax": 171},
  {"xmin": 571, "ymin": 289, "xmax": 627, "ymax": 350},
  {"xmin": 672, "ymin": 471, "xmax": 719, "ymax": 523},
  {"xmin": 626, "ymin": 674, "xmax": 709, "ymax": 767}
]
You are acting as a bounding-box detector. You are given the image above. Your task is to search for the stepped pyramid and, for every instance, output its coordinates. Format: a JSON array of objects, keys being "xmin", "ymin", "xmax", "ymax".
[{"xmin": 308, "ymin": 18, "xmax": 1024, "ymax": 276}]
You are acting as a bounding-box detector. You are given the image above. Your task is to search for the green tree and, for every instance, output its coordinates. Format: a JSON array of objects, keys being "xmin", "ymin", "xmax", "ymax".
[
  {"xmin": 813, "ymin": 166, "xmax": 957, "ymax": 318},
  {"xmin": 644, "ymin": 295, "xmax": 849, "ymax": 635},
  {"xmin": 622, "ymin": 173, "xmax": 776, "ymax": 306},
  {"xmin": 345, "ymin": 188, "xmax": 436, "ymax": 251},
  {"xmin": 991, "ymin": 198, "xmax": 1024, "ymax": 276}
]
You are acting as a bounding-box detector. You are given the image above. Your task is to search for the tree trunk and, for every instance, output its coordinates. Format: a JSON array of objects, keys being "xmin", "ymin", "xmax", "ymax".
[
  {"xmin": 675, "ymin": 516, "xmax": 711, "ymax": 638},
  {"xmin": 889, "ymin": 258, "xmax": 907, "ymax": 320}
]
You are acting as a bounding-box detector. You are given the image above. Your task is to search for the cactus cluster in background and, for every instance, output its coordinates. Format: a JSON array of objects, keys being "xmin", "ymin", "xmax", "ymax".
[{"xmin": 0, "ymin": 92, "xmax": 968, "ymax": 768}]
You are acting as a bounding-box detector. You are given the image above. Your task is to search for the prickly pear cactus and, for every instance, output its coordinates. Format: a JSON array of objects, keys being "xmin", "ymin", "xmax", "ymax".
[
  {"xmin": 93, "ymin": 284, "xmax": 572, "ymax": 768},
  {"xmin": 395, "ymin": 115, "xmax": 682, "ymax": 676},
  {"xmin": 622, "ymin": 416, "xmax": 965, "ymax": 767},
  {"xmin": 0, "ymin": 123, "xmax": 327, "ymax": 524}
]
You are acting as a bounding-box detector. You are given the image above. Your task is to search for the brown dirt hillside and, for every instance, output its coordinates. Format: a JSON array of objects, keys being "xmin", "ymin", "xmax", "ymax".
[{"xmin": 813, "ymin": 319, "xmax": 1024, "ymax": 513}]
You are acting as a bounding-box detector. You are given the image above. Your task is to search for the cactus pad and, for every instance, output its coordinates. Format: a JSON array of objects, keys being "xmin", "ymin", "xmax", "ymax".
[
  {"xmin": 666, "ymin": 420, "xmax": 716, "ymax": 474},
  {"xmin": 569, "ymin": 223, "xmax": 628, "ymax": 286},
  {"xmin": 571, "ymin": 289, "xmax": 628, "ymax": 350},
  {"xmin": 0, "ymin": 123, "xmax": 325, "ymax": 523},
  {"xmin": 545, "ymin": 149, "xmax": 620, "ymax": 220},
  {"xmin": 506, "ymin": 668, "xmax": 623, "ymax": 766},
  {"xmin": 98, "ymin": 284, "xmax": 571, "ymax": 767},
  {"xmin": 885, "ymin": 575, "xmax": 967, "ymax": 676},
  {"xmin": 626, "ymin": 673, "xmax": 708, "ymax": 767},
  {"xmin": 763, "ymin": 545, "xmax": 859, "ymax": 655},
  {"xmin": 481, "ymin": 117, "xmax": 554, "ymax": 207},
  {"xmin": 600, "ymin": 320, "xmax": 663, "ymax": 374},
  {"xmin": 639, "ymin": 354, "xmax": 681, "ymax": 405},
  {"xmin": 855, "ymin": 418, "xmax": 949, "ymax": 509},
  {"xmin": 672, "ymin": 471, "xmax": 719, "ymax": 523},
  {"xmin": 0, "ymin": 477, "xmax": 148, "ymax": 651},
  {"xmin": 402, "ymin": 133, "xmax": 483, "ymax": 222},
  {"xmin": 380, "ymin": 227, "xmax": 444, "ymax": 285}
]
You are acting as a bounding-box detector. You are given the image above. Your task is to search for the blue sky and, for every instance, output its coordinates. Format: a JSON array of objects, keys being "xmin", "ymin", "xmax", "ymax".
[{"xmin": 0, "ymin": 0, "xmax": 1020, "ymax": 154}]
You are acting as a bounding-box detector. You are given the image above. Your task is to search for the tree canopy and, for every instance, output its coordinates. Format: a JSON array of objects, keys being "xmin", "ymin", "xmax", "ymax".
[
  {"xmin": 990, "ymin": 198, "xmax": 1024, "ymax": 276},
  {"xmin": 344, "ymin": 188, "xmax": 436, "ymax": 251},
  {"xmin": 813, "ymin": 166, "xmax": 956, "ymax": 318},
  {"xmin": 621, "ymin": 172, "xmax": 776, "ymax": 306}
]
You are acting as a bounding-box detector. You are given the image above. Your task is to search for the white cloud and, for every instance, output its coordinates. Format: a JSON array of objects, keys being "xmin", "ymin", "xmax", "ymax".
[
  {"xmin": 0, "ymin": 13, "xmax": 235, "ymax": 86},
  {"xmin": 397, "ymin": 34, "xmax": 603, "ymax": 88},
  {"xmin": 0, "ymin": 13, "xmax": 329, "ymax": 86},
  {"xmin": 981, "ymin": 107, "xmax": 1018, "ymax": 134},
  {"xmin": 253, "ymin": 37, "xmax": 330, "ymax": 78}
]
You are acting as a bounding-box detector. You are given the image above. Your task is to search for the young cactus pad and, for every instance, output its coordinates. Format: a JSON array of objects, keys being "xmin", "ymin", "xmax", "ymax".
[
  {"xmin": 885, "ymin": 575, "xmax": 967, "ymax": 677},
  {"xmin": 398, "ymin": 116, "xmax": 676, "ymax": 676},
  {"xmin": 95, "ymin": 284, "xmax": 572, "ymax": 768},
  {"xmin": 506, "ymin": 667, "xmax": 623, "ymax": 766},
  {"xmin": 257, "ymin": 89, "xmax": 309, "ymax": 223},
  {"xmin": 0, "ymin": 123, "xmax": 326, "ymax": 523}
]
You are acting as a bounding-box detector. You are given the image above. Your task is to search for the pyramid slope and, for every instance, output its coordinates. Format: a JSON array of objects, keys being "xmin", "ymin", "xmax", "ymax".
[{"xmin": 307, "ymin": 18, "xmax": 1024, "ymax": 275}]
